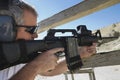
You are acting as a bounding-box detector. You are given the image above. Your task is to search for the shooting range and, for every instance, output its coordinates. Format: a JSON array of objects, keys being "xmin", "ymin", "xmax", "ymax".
[{"xmin": 36, "ymin": 0, "xmax": 120, "ymax": 80}]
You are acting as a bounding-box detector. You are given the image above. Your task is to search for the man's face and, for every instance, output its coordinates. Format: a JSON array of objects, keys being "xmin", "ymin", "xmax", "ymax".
[{"xmin": 16, "ymin": 9, "xmax": 38, "ymax": 40}]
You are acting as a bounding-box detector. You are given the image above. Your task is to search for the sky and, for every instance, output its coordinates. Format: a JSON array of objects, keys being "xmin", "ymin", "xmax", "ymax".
[
  {"xmin": 23, "ymin": 1, "xmax": 120, "ymax": 80},
  {"xmin": 24, "ymin": 0, "xmax": 120, "ymax": 31}
]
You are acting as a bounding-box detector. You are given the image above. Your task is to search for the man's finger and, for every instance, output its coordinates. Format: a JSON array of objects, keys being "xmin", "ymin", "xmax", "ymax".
[{"xmin": 46, "ymin": 48, "xmax": 64, "ymax": 55}]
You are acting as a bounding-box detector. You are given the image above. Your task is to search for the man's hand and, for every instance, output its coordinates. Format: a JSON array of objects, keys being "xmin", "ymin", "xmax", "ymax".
[
  {"xmin": 79, "ymin": 43, "xmax": 97, "ymax": 58},
  {"xmin": 30, "ymin": 48, "xmax": 64, "ymax": 74}
]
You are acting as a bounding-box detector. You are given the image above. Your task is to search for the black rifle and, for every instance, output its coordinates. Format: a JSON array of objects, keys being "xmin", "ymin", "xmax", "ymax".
[
  {"xmin": 36, "ymin": 25, "xmax": 118, "ymax": 73},
  {"xmin": 42, "ymin": 25, "xmax": 102, "ymax": 73},
  {"xmin": 0, "ymin": 25, "xmax": 118, "ymax": 73}
]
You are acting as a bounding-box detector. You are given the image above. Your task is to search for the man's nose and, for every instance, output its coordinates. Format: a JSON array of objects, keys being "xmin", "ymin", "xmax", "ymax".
[{"xmin": 32, "ymin": 33, "xmax": 38, "ymax": 38}]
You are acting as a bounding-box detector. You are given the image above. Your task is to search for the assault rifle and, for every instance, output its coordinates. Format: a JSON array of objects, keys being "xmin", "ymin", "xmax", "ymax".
[
  {"xmin": 42, "ymin": 25, "xmax": 102, "ymax": 72},
  {"xmin": 0, "ymin": 25, "xmax": 118, "ymax": 72},
  {"xmin": 38, "ymin": 25, "xmax": 118, "ymax": 72}
]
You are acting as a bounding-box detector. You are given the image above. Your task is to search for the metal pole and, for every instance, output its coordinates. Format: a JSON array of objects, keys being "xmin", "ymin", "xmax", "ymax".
[
  {"xmin": 64, "ymin": 73, "xmax": 68, "ymax": 80},
  {"xmin": 89, "ymin": 69, "xmax": 96, "ymax": 80},
  {"xmin": 71, "ymin": 73, "xmax": 75, "ymax": 80}
]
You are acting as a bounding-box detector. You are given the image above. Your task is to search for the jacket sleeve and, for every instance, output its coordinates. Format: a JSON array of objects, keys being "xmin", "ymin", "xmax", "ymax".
[
  {"xmin": 0, "ymin": 40, "xmax": 64, "ymax": 70},
  {"xmin": 0, "ymin": 40, "xmax": 43, "ymax": 70}
]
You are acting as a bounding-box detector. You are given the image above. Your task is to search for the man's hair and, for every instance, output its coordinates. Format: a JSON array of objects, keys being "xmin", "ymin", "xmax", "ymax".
[
  {"xmin": 10, "ymin": 1, "xmax": 38, "ymax": 25},
  {"xmin": 20, "ymin": 2, "xmax": 38, "ymax": 17},
  {"xmin": 0, "ymin": 1, "xmax": 38, "ymax": 25}
]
